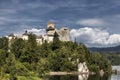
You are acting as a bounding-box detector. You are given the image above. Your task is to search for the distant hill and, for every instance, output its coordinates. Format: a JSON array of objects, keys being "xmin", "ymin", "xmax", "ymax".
[
  {"xmin": 88, "ymin": 45, "xmax": 120, "ymax": 53},
  {"xmin": 89, "ymin": 45, "xmax": 120, "ymax": 65}
]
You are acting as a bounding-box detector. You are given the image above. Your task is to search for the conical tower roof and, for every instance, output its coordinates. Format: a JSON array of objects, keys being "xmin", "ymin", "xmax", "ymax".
[
  {"xmin": 9, "ymin": 33, "xmax": 15, "ymax": 37},
  {"xmin": 23, "ymin": 30, "xmax": 29, "ymax": 35}
]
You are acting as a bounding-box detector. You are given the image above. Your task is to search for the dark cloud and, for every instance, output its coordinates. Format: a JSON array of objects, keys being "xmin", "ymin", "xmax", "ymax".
[{"xmin": 0, "ymin": 0, "xmax": 120, "ymax": 46}]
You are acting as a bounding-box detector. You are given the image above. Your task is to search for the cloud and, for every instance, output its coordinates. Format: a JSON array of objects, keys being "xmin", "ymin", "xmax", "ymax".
[
  {"xmin": 70, "ymin": 27, "xmax": 120, "ymax": 47},
  {"xmin": 107, "ymin": 34, "xmax": 120, "ymax": 45},
  {"xmin": 27, "ymin": 28, "xmax": 46, "ymax": 35},
  {"xmin": 13, "ymin": 27, "xmax": 46, "ymax": 36},
  {"xmin": 0, "ymin": 9, "xmax": 17, "ymax": 14},
  {"xmin": 0, "ymin": 17, "xmax": 40, "ymax": 22},
  {"xmin": 0, "ymin": 0, "xmax": 120, "ymax": 47},
  {"xmin": 0, "ymin": 21, "xmax": 5, "ymax": 25},
  {"xmin": 76, "ymin": 16, "xmax": 120, "ymax": 34},
  {"xmin": 76, "ymin": 19, "xmax": 106, "ymax": 26},
  {"xmin": 0, "ymin": 16, "xmax": 41, "ymax": 26},
  {"xmin": 11, "ymin": 0, "xmax": 20, "ymax": 4}
]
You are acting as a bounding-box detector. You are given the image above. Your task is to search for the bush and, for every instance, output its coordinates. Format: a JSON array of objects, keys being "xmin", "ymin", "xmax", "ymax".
[
  {"xmin": 88, "ymin": 64, "xmax": 100, "ymax": 73},
  {"xmin": 16, "ymin": 61, "xmax": 30, "ymax": 76}
]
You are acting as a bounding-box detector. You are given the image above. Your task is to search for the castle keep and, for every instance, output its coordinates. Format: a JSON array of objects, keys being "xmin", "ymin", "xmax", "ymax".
[{"xmin": 8, "ymin": 22, "xmax": 70, "ymax": 44}]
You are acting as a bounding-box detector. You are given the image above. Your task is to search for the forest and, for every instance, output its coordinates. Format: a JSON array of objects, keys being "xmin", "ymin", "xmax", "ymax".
[
  {"xmin": 89, "ymin": 47, "xmax": 120, "ymax": 65},
  {"xmin": 0, "ymin": 33, "xmax": 111, "ymax": 80},
  {"xmin": 101, "ymin": 52, "xmax": 120, "ymax": 65}
]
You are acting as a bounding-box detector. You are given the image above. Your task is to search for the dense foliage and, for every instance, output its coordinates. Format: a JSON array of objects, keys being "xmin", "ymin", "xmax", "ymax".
[
  {"xmin": 101, "ymin": 52, "xmax": 120, "ymax": 65},
  {"xmin": 0, "ymin": 33, "xmax": 111, "ymax": 80},
  {"xmin": 89, "ymin": 46, "xmax": 120, "ymax": 65}
]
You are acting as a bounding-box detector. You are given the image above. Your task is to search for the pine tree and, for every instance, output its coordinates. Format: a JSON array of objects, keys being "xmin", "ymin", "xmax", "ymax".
[
  {"xmin": 52, "ymin": 31, "xmax": 60, "ymax": 50},
  {"xmin": 11, "ymin": 38, "xmax": 25, "ymax": 59},
  {"xmin": 28, "ymin": 33, "xmax": 37, "ymax": 48},
  {"xmin": 0, "ymin": 37, "xmax": 8, "ymax": 51}
]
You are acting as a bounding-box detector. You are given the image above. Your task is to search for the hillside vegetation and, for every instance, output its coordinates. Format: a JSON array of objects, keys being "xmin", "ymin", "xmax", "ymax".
[
  {"xmin": 0, "ymin": 33, "xmax": 111, "ymax": 80},
  {"xmin": 89, "ymin": 47, "xmax": 120, "ymax": 65},
  {"xmin": 101, "ymin": 53, "xmax": 120, "ymax": 65}
]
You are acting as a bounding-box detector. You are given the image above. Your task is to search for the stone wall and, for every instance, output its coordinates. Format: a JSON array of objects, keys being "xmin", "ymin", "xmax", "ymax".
[{"xmin": 57, "ymin": 27, "xmax": 70, "ymax": 41}]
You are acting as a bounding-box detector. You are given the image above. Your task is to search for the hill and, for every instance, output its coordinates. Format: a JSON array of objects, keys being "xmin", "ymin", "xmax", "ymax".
[
  {"xmin": 89, "ymin": 45, "xmax": 120, "ymax": 65},
  {"xmin": 88, "ymin": 45, "xmax": 120, "ymax": 53},
  {"xmin": 0, "ymin": 35, "xmax": 112, "ymax": 79}
]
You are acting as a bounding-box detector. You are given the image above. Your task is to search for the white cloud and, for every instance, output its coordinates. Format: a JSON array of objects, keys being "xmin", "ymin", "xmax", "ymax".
[
  {"xmin": 70, "ymin": 27, "xmax": 120, "ymax": 47},
  {"xmin": 27, "ymin": 28, "xmax": 46, "ymax": 35},
  {"xmin": 107, "ymin": 34, "xmax": 120, "ymax": 44},
  {"xmin": 77, "ymin": 19, "xmax": 105, "ymax": 26}
]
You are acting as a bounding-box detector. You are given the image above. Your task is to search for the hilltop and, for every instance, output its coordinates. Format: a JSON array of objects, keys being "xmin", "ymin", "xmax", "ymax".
[{"xmin": 0, "ymin": 32, "xmax": 112, "ymax": 80}]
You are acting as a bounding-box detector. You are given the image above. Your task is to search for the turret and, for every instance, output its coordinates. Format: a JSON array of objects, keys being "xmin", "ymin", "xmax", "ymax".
[
  {"xmin": 46, "ymin": 22, "xmax": 55, "ymax": 31},
  {"xmin": 22, "ymin": 30, "xmax": 29, "ymax": 40},
  {"xmin": 23, "ymin": 30, "xmax": 28, "ymax": 35},
  {"xmin": 8, "ymin": 33, "xmax": 15, "ymax": 40},
  {"xmin": 9, "ymin": 33, "xmax": 15, "ymax": 37}
]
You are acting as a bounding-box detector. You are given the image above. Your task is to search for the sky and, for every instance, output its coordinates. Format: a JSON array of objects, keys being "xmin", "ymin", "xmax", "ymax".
[{"xmin": 0, "ymin": 0, "xmax": 120, "ymax": 47}]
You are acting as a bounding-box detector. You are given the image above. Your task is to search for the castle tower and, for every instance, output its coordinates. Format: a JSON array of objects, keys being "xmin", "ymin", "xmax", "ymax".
[
  {"xmin": 21, "ymin": 30, "xmax": 29, "ymax": 40},
  {"xmin": 58, "ymin": 27, "xmax": 70, "ymax": 41},
  {"xmin": 8, "ymin": 33, "xmax": 15, "ymax": 40},
  {"xmin": 46, "ymin": 22, "xmax": 56, "ymax": 42},
  {"xmin": 47, "ymin": 22, "xmax": 55, "ymax": 31},
  {"xmin": 46, "ymin": 22, "xmax": 55, "ymax": 36}
]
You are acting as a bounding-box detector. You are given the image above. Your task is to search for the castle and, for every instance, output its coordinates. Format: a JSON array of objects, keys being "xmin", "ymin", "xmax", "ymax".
[{"xmin": 8, "ymin": 22, "xmax": 70, "ymax": 44}]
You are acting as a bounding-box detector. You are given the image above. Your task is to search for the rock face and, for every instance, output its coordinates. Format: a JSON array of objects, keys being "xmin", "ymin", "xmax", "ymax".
[{"xmin": 78, "ymin": 62, "xmax": 89, "ymax": 73}]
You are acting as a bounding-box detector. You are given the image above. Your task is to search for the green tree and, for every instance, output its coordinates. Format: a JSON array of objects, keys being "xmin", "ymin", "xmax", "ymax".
[
  {"xmin": 11, "ymin": 38, "xmax": 25, "ymax": 59},
  {"xmin": 52, "ymin": 31, "xmax": 61, "ymax": 50},
  {"xmin": 37, "ymin": 58, "xmax": 50, "ymax": 77},
  {"xmin": 28, "ymin": 33, "xmax": 37, "ymax": 48},
  {"xmin": 20, "ymin": 33, "xmax": 38, "ymax": 64},
  {"xmin": 0, "ymin": 49, "xmax": 7, "ymax": 67},
  {"xmin": 6, "ymin": 53, "xmax": 17, "ymax": 80},
  {"xmin": 0, "ymin": 37, "xmax": 8, "ymax": 51},
  {"xmin": 0, "ymin": 49, "xmax": 7, "ymax": 77},
  {"xmin": 40, "ymin": 40, "xmax": 50, "ymax": 57}
]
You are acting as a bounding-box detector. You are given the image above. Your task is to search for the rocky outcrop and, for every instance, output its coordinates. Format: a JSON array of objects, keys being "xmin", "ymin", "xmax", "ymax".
[{"xmin": 78, "ymin": 62, "xmax": 89, "ymax": 73}]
